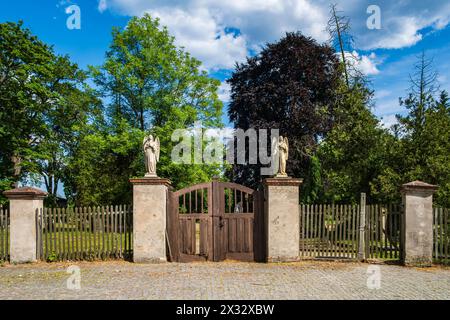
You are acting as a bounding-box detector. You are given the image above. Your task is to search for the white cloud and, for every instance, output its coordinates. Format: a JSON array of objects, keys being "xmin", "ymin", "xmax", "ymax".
[
  {"xmin": 98, "ymin": 0, "xmax": 108, "ymax": 13},
  {"xmin": 102, "ymin": 0, "xmax": 330, "ymax": 70},
  {"xmin": 147, "ymin": 7, "xmax": 248, "ymax": 70},
  {"xmin": 101, "ymin": 0, "xmax": 450, "ymax": 72},
  {"xmin": 344, "ymin": 51, "xmax": 380, "ymax": 76},
  {"xmin": 105, "ymin": 1, "xmax": 450, "ymax": 47}
]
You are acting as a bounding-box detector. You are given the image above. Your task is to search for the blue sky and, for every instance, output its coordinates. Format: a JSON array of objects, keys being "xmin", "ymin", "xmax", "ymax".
[{"xmin": 1, "ymin": 0, "xmax": 450, "ymax": 129}]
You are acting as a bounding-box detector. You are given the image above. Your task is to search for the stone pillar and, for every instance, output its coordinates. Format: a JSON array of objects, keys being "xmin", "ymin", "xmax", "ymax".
[
  {"xmin": 130, "ymin": 177, "xmax": 171, "ymax": 263},
  {"xmin": 401, "ymin": 181, "xmax": 438, "ymax": 267},
  {"xmin": 3, "ymin": 187, "xmax": 47, "ymax": 264},
  {"xmin": 263, "ymin": 178, "xmax": 303, "ymax": 262}
]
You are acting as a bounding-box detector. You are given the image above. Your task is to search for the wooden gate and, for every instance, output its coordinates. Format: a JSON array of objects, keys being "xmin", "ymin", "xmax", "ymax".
[{"xmin": 167, "ymin": 180, "xmax": 264, "ymax": 262}]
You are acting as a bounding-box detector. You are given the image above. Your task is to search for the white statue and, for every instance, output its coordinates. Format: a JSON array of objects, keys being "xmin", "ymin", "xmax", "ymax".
[
  {"xmin": 143, "ymin": 134, "xmax": 160, "ymax": 177},
  {"xmin": 277, "ymin": 136, "xmax": 289, "ymax": 177}
]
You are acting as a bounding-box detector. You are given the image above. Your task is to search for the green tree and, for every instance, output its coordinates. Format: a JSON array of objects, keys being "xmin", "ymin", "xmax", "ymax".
[
  {"xmin": 317, "ymin": 79, "xmax": 395, "ymax": 203},
  {"xmin": 227, "ymin": 32, "xmax": 341, "ymax": 190},
  {"xmin": 67, "ymin": 14, "xmax": 223, "ymax": 205},
  {"xmin": 372, "ymin": 53, "xmax": 450, "ymax": 206},
  {"xmin": 0, "ymin": 21, "xmax": 98, "ymax": 205},
  {"xmin": 419, "ymin": 90, "xmax": 450, "ymax": 207}
]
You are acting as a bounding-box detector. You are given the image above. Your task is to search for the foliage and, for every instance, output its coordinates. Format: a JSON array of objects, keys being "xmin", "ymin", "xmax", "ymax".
[
  {"xmin": 0, "ymin": 21, "xmax": 99, "ymax": 205},
  {"xmin": 227, "ymin": 32, "xmax": 341, "ymax": 189},
  {"xmin": 316, "ymin": 78, "xmax": 398, "ymax": 204}
]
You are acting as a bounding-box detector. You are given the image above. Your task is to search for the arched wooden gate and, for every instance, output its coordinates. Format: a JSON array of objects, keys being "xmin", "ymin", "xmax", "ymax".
[{"xmin": 166, "ymin": 180, "xmax": 265, "ymax": 262}]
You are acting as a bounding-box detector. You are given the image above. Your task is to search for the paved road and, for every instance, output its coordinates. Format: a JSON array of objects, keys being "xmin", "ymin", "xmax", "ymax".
[{"xmin": 0, "ymin": 261, "xmax": 448, "ymax": 300}]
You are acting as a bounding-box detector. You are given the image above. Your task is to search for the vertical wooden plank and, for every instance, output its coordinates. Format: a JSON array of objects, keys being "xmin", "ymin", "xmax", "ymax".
[
  {"xmin": 92, "ymin": 207, "xmax": 96, "ymax": 259},
  {"xmin": 0, "ymin": 207, "xmax": 3, "ymax": 260},
  {"xmin": 433, "ymin": 208, "xmax": 437, "ymax": 260},
  {"xmin": 115, "ymin": 205, "xmax": 119, "ymax": 257},
  {"xmin": 343, "ymin": 205, "xmax": 348, "ymax": 258},
  {"xmin": 104, "ymin": 206, "xmax": 109, "ymax": 257},
  {"xmin": 52, "ymin": 207, "xmax": 56, "ymax": 260},
  {"xmin": 60, "ymin": 208, "xmax": 66, "ymax": 261},
  {"xmin": 123, "ymin": 205, "xmax": 127, "ymax": 258},
  {"xmin": 314, "ymin": 204, "xmax": 319, "ymax": 258},
  {"xmin": 67, "ymin": 207, "xmax": 71, "ymax": 261},
  {"xmin": 440, "ymin": 208, "xmax": 450, "ymax": 263},
  {"xmin": 306, "ymin": 204, "xmax": 310, "ymax": 257},
  {"xmin": 377, "ymin": 205, "xmax": 381, "ymax": 259},
  {"xmin": 89, "ymin": 207, "xmax": 93, "ymax": 259},
  {"xmin": 317, "ymin": 204, "xmax": 322, "ymax": 257},
  {"xmin": 310, "ymin": 204, "xmax": 315, "ymax": 258},
  {"xmin": 1, "ymin": 207, "xmax": 4, "ymax": 260},
  {"xmin": 74, "ymin": 207, "xmax": 78, "ymax": 260},
  {"xmin": 395, "ymin": 206, "xmax": 400, "ymax": 260},
  {"xmin": 113, "ymin": 205, "xmax": 117, "ymax": 257},
  {"xmin": 350, "ymin": 205, "xmax": 355, "ymax": 258},
  {"xmin": 55, "ymin": 208, "xmax": 60, "ymax": 260},
  {"xmin": 111, "ymin": 205, "xmax": 115, "ymax": 257},
  {"xmin": 338, "ymin": 205, "xmax": 343, "ymax": 258},
  {"xmin": 322, "ymin": 204, "xmax": 327, "ymax": 258},
  {"xmin": 366, "ymin": 205, "xmax": 371, "ymax": 259},
  {"xmin": 64, "ymin": 207, "xmax": 69, "ymax": 260},
  {"xmin": 120, "ymin": 205, "xmax": 124, "ymax": 258},
  {"xmin": 80, "ymin": 207, "xmax": 85, "ymax": 260},
  {"xmin": 1, "ymin": 207, "xmax": 3, "ymax": 260},
  {"xmin": 49, "ymin": 207, "xmax": 53, "ymax": 260},
  {"xmin": 333, "ymin": 204, "xmax": 338, "ymax": 258},
  {"xmin": 310, "ymin": 204, "xmax": 314, "ymax": 257}
]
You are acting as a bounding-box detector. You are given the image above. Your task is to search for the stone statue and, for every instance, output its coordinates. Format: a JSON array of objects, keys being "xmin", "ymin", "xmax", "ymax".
[
  {"xmin": 143, "ymin": 134, "xmax": 160, "ymax": 177},
  {"xmin": 277, "ymin": 136, "xmax": 289, "ymax": 177}
]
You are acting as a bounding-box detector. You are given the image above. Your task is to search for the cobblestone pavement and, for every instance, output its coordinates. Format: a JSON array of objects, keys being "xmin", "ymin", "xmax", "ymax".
[{"xmin": 0, "ymin": 260, "xmax": 449, "ymax": 300}]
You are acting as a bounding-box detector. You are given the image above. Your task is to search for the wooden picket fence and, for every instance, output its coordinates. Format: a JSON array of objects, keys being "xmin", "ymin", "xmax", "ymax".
[
  {"xmin": 36, "ymin": 205, "xmax": 132, "ymax": 261},
  {"xmin": 366, "ymin": 204, "xmax": 403, "ymax": 260},
  {"xmin": 300, "ymin": 203, "xmax": 403, "ymax": 261},
  {"xmin": 433, "ymin": 207, "xmax": 450, "ymax": 264},
  {"xmin": 0, "ymin": 206, "xmax": 9, "ymax": 262},
  {"xmin": 300, "ymin": 204, "xmax": 360, "ymax": 259}
]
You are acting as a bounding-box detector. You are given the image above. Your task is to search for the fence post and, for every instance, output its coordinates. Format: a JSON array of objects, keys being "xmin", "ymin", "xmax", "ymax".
[
  {"xmin": 401, "ymin": 181, "xmax": 438, "ymax": 267},
  {"xmin": 358, "ymin": 193, "xmax": 367, "ymax": 261},
  {"xmin": 3, "ymin": 187, "xmax": 47, "ymax": 263},
  {"xmin": 263, "ymin": 177, "xmax": 303, "ymax": 262}
]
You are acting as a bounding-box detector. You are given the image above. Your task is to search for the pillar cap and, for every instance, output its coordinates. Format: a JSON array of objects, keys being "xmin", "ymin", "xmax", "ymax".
[
  {"xmin": 3, "ymin": 187, "xmax": 48, "ymax": 200},
  {"xmin": 263, "ymin": 177, "xmax": 303, "ymax": 186},
  {"xmin": 130, "ymin": 177, "xmax": 171, "ymax": 187},
  {"xmin": 401, "ymin": 180, "xmax": 438, "ymax": 193}
]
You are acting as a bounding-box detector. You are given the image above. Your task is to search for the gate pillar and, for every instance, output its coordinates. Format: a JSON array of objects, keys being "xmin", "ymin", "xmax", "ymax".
[
  {"xmin": 263, "ymin": 178, "xmax": 303, "ymax": 262},
  {"xmin": 3, "ymin": 187, "xmax": 47, "ymax": 264},
  {"xmin": 130, "ymin": 177, "xmax": 171, "ymax": 263}
]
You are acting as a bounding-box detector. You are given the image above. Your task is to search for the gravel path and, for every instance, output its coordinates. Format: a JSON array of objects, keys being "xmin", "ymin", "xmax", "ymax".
[{"xmin": 0, "ymin": 261, "xmax": 449, "ymax": 300}]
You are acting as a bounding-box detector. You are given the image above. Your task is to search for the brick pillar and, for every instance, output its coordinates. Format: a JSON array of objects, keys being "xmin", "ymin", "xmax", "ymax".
[
  {"xmin": 3, "ymin": 187, "xmax": 47, "ymax": 263},
  {"xmin": 263, "ymin": 177, "xmax": 303, "ymax": 262},
  {"xmin": 401, "ymin": 181, "xmax": 438, "ymax": 267},
  {"xmin": 130, "ymin": 177, "xmax": 171, "ymax": 263}
]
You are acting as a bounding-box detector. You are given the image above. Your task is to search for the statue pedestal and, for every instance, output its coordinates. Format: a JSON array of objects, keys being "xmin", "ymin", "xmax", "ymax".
[
  {"xmin": 263, "ymin": 177, "xmax": 303, "ymax": 262},
  {"xmin": 130, "ymin": 177, "xmax": 171, "ymax": 263}
]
